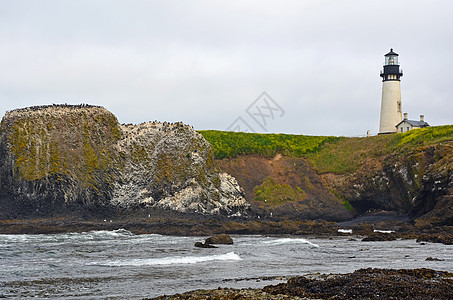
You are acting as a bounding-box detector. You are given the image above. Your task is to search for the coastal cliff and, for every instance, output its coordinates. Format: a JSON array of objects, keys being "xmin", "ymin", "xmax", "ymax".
[
  {"xmin": 313, "ymin": 132, "xmax": 453, "ymax": 229},
  {"xmin": 1, "ymin": 105, "xmax": 452, "ymax": 229},
  {"xmin": 0, "ymin": 105, "xmax": 248, "ymax": 218},
  {"xmin": 201, "ymin": 128, "xmax": 453, "ymax": 228}
]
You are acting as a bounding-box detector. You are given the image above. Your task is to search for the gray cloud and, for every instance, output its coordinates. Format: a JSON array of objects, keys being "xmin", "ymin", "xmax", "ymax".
[{"xmin": 1, "ymin": 0, "xmax": 452, "ymax": 136}]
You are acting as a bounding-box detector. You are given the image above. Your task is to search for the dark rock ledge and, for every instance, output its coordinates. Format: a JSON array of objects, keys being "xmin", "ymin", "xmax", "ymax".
[
  {"xmin": 149, "ymin": 268, "xmax": 453, "ymax": 300},
  {"xmin": 195, "ymin": 234, "xmax": 233, "ymax": 248},
  {"xmin": 1, "ymin": 217, "xmax": 453, "ymax": 245},
  {"xmin": 205, "ymin": 233, "xmax": 234, "ymax": 245}
]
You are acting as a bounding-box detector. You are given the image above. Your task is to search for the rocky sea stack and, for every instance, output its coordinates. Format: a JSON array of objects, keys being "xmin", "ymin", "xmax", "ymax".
[{"xmin": 0, "ymin": 105, "xmax": 248, "ymax": 219}]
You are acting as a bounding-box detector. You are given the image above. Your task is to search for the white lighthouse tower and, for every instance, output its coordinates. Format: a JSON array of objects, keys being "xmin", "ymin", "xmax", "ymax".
[{"xmin": 379, "ymin": 48, "xmax": 403, "ymax": 134}]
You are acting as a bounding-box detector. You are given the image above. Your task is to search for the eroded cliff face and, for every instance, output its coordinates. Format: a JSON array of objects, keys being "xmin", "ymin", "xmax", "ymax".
[
  {"xmin": 321, "ymin": 144, "xmax": 453, "ymax": 227},
  {"xmin": 0, "ymin": 105, "xmax": 248, "ymax": 218},
  {"xmin": 213, "ymin": 142, "xmax": 453, "ymax": 226}
]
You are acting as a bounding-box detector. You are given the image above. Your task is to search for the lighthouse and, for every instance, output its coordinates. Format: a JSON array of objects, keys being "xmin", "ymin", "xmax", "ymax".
[{"xmin": 379, "ymin": 48, "xmax": 403, "ymax": 134}]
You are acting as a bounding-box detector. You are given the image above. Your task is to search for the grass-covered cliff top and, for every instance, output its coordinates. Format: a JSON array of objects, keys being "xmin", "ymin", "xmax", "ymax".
[
  {"xmin": 198, "ymin": 130, "xmax": 340, "ymax": 158},
  {"xmin": 199, "ymin": 125, "xmax": 453, "ymax": 174}
]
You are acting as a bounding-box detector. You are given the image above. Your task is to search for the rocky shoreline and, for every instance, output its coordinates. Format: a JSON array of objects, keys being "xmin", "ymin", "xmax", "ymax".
[
  {"xmin": 1, "ymin": 215, "xmax": 452, "ymax": 245},
  {"xmin": 150, "ymin": 268, "xmax": 453, "ymax": 299}
]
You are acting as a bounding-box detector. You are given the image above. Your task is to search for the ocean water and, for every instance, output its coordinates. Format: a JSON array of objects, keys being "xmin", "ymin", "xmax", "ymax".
[{"xmin": 1, "ymin": 230, "xmax": 452, "ymax": 299}]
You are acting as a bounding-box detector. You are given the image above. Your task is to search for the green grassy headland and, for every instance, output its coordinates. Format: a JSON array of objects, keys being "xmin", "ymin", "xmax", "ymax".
[{"xmin": 199, "ymin": 125, "xmax": 453, "ymax": 175}]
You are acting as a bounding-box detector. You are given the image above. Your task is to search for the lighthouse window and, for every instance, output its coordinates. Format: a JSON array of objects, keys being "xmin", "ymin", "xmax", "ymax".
[{"xmin": 386, "ymin": 56, "xmax": 398, "ymax": 65}]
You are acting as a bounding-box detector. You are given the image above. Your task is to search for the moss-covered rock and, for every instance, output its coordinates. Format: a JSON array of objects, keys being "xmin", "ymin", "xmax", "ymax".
[{"xmin": 0, "ymin": 105, "xmax": 249, "ymax": 218}]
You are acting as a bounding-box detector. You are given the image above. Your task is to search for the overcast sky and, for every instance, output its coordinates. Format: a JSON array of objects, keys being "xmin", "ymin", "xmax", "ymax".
[{"xmin": 1, "ymin": 0, "xmax": 452, "ymax": 136}]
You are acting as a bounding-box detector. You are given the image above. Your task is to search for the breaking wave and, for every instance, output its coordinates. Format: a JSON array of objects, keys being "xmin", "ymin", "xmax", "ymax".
[
  {"xmin": 95, "ymin": 251, "xmax": 242, "ymax": 267},
  {"xmin": 82, "ymin": 229, "xmax": 135, "ymax": 237},
  {"xmin": 263, "ymin": 238, "xmax": 319, "ymax": 248}
]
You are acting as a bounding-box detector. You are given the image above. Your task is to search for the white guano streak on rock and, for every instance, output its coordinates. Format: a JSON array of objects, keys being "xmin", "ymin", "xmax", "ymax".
[{"xmin": 110, "ymin": 121, "xmax": 249, "ymax": 216}]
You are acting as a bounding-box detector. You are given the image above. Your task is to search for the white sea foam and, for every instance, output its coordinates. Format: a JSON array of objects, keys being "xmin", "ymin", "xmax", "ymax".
[
  {"xmin": 86, "ymin": 229, "xmax": 134, "ymax": 237},
  {"xmin": 0, "ymin": 234, "xmax": 30, "ymax": 243},
  {"xmin": 373, "ymin": 229, "xmax": 394, "ymax": 234},
  {"xmin": 263, "ymin": 238, "xmax": 319, "ymax": 248},
  {"xmin": 338, "ymin": 229, "xmax": 353, "ymax": 234},
  {"xmin": 65, "ymin": 229, "xmax": 138, "ymax": 242},
  {"xmin": 96, "ymin": 251, "xmax": 242, "ymax": 267}
]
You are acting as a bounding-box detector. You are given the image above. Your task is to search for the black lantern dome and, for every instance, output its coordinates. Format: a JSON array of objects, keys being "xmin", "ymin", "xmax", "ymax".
[{"xmin": 380, "ymin": 48, "xmax": 403, "ymax": 81}]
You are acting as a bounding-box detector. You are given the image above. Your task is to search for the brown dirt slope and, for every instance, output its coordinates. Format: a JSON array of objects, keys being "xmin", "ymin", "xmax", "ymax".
[{"xmin": 217, "ymin": 154, "xmax": 353, "ymax": 221}]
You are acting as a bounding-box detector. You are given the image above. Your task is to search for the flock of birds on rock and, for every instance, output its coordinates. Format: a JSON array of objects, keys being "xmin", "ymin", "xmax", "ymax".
[
  {"xmin": 7, "ymin": 103, "xmax": 104, "ymax": 114},
  {"xmin": 5, "ymin": 104, "xmax": 195, "ymax": 130}
]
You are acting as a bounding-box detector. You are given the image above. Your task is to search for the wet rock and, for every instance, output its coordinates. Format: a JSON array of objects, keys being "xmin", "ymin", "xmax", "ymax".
[
  {"xmin": 194, "ymin": 242, "xmax": 217, "ymax": 249},
  {"xmin": 362, "ymin": 233, "xmax": 397, "ymax": 241},
  {"xmin": 0, "ymin": 218, "xmax": 341, "ymax": 236},
  {"xmin": 426, "ymin": 257, "xmax": 445, "ymax": 261},
  {"xmin": 263, "ymin": 268, "xmax": 453, "ymax": 300},
  {"xmin": 352, "ymin": 223, "xmax": 374, "ymax": 235},
  {"xmin": 151, "ymin": 268, "xmax": 453, "ymax": 299},
  {"xmin": 295, "ymin": 220, "xmax": 339, "ymax": 235},
  {"xmin": 375, "ymin": 219, "xmax": 413, "ymax": 232},
  {"xmin": 150, "ymin": 287, "xmax": 304, "ymax": 299},
  {"xmin": 205, "ymin": 233, "xmax": 233, "ymax": 245},
  {"xmin": 416, "ymin": 233, "xmax": 453, "ymax": 245}
]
